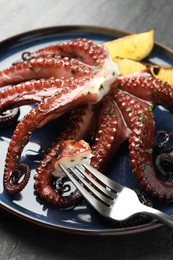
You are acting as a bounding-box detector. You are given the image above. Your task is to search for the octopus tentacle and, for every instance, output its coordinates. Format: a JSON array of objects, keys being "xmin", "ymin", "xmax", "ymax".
[
  {"xmin": 114, "ymin": 90, "xmax": 173, "ymax": 200},
  {"xmin": 4, "ymin": 78, "xmax": 74, "ymax": 194},
  {"xmin": 0, "ymin": 107, "xmax": 20, "ymax": 127},
  {"xmin": 155, "ymin": 151, "xmax": 173, "ymax": 179},
  {"xmin": 3, "ymin": 37, "xmax": 173, "ymax": 205},
  {"xmin": 4, "ymin": 66, "xmax": 116, "ymax": 194},
  {"xmin": 4, "ymin": 163, "xmax": 30, "ymax": 194},
  {"xmin": 0, "ymin": 39, "xmax": 110, "ymax": 88},
  {"xmin": 90, "ymin": 93, "xmax": 129, "ymax": 171},
  {"xmin": 3, "ymin": 39, "xmax": 118, "ymax": 194},
  {"xmin": 21, "ymin": 51, "xmax": 32, "ymax": 61},
  {"xmin": 0, "ymin": 57, "xmax": 92, "ymax": 87},
  {"xmin": 34, "ymin": 105, "xmax": 94, "ymax": 207},
  {"xmin": 114, "ymin": 72, "xmax": 173, "ymax": 111},
  {"xmin": 154, "ymin": 130, "xmax": 170, "ymax": 150},
  {"xmin": 26, "ymin": 38, "xmax": 108, "ymax": 66},
  {"xmin": 0, "ymin": 78, "xmax": 66, "ymax": 114}
]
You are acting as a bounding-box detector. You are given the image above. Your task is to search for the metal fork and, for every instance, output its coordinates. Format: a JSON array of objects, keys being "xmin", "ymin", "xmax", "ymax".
[{"xmin": 59, "ymin": 163, "xmax": 173, "ymax": 228}]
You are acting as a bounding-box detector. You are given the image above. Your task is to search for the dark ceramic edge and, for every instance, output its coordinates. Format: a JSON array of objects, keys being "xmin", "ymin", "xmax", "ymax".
[
  {"xmin": 0, "ymin": 200, "xmax": 164, "ymax": 236},
  {"xmin": 1, "ymin": 25, "xmax": 172, "ymax": 56}
]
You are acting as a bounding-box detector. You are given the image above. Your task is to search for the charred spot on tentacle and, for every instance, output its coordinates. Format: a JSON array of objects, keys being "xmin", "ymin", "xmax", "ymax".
[
  {"xmin": 152, "ymin": 66, "xmax": 160, "ymax": 76},
  {"xmin": 0, "ymin": 107, "xmax": 20, "ymax": 128}
]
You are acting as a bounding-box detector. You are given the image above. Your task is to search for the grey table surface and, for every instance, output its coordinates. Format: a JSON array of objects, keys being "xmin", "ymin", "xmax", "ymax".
[{"xmin": 0, "ymin": 0, "xmax": 173, "ymax": 259}]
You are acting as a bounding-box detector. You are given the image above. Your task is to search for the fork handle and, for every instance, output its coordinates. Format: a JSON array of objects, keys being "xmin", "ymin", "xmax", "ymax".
[{"xmin": 140, "ymin": 204, "xmax": 173, "ymax": 228}]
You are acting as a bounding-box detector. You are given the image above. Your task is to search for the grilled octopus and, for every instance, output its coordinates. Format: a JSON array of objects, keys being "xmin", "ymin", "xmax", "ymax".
[{"xmin": 0, "ymin": 38, "xmax": 173, "ymax": 207}]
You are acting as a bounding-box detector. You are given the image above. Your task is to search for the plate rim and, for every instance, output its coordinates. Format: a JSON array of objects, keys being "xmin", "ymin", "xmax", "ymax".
[
  {"xmin": 1, "ymin": 24, "xmax": 173, "ymax": 56},
  {"xmin": 0, "ymin": 24, "xmax": 172, "ymax": 236}
]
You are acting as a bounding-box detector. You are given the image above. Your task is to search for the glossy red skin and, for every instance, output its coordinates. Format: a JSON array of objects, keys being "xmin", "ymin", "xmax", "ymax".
[
  {"xmin": 114, "ymin": 90, "xmax": 173, "ymax": 200},
  {"xmin": 90, "ymin": 93, "xmax": 129, "ymax": 171},
  {"xmin": 0, "ymin": 78, "xmax": 63, "ymax": 113},
  {"xmin": 34, "ymin": 93, "xmax": 129, "ymax": 207},
  {"xmin": 3, "ymin": 77, "xmax": 96, "ymax": 194},
  {"xmin": 29, "ymin": 38, "xmax": 107, "ymax": 66},
  {"xmin": 112, "ymin": 72, "xmax": 173, "ymax": 199},
  {"xmin": 2, "ymin": 39, "xmax": 111, "ymax": 195},
  {"xmin": 0, "ymin": 39, "xmax": 108, "ymax": 121},
  {"xmin": 0, "ymin": 57, "xmax": 92, "ymax": 87},
  {"xmin": 0, "ymin": 38, "xmax": 107, "ymax": 87},
  {"xmin": 34, "ymin": 105, "xmax": 94, "ymax": 207},
  {"xmin": 114, "ymin": 71, "xmax": 173, "ymax": 111},
  {"xmin": 3, "ymin": 39, "xmax": 173, "ymax": 202},
  {"xmin": 33, "ymin": 71, "xmax": 173, "ymax": 202}
]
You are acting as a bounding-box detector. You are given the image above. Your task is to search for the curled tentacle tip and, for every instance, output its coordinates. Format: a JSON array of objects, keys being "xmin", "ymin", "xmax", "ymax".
[
  {"xmin": 4, "ymin": 163, "xmax": 31, "ymax": 194},
  {"xmin": 0, "ymin": 107, "xmax": 20, "ymax": 128},
  {"xmin": 155, "ymin": 150, "xmax": 173, "ymax": 181},
  {"xmin": 154, "ymin": 130, "xmax": 170, "ymax": 150},
  {"xmin": 22, "ymin": 51, "xmax": 32, "ymax": 61}
]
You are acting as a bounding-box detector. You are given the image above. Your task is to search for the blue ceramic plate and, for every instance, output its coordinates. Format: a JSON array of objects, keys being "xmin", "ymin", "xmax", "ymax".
[{"xmin": 0, "ymin": 25, "xmax": 173, "ymax": 236}]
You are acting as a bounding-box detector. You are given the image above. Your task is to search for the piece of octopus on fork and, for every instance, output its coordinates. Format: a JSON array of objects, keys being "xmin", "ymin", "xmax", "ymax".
[
  {"xmin": 34, "ymin": 93, "xmax": 128, "ymax": 208},
  {"xmin": 34, "ymin": 104, "xmax": 95, "ymax": 208}
]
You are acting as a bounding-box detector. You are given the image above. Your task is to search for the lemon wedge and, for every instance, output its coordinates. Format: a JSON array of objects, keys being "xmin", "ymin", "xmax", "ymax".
[
  {"xmin": 114, "ymin": 57, "xmax": 173, "ymax": 85},
  {"xmin": 114, "ymin": 58, "xmax": 146, "ymax": 75},
  {"xmin": 102, "ymin": 29, "xmax": 154, "ymax": 61}
]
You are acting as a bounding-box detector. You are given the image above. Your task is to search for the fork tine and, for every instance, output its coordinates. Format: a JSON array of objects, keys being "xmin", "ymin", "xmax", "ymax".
[
  {"xmin": 74, "ymin": 165, "xmax": 116, "ymax": 199},
  {"xmin": 59, "ymin": 164, "xmax": 109, "ymax": 215},
  {"xmin": 82, "ymin": 163, "xmax": 123, "ymax": 192},
  {"xmin": 70, "ymin": 166, "xmax": 114, "ymax": 206},
  {"xmin": 60, "ymin": 164, "xmax": 113, "ymax": 205}
]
